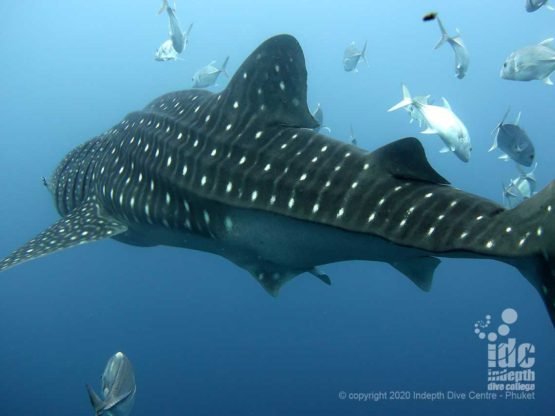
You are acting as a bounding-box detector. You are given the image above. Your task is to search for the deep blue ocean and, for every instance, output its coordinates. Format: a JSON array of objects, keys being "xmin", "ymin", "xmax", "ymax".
[{"xmin": 1, "ymin": 1, "xmax": 554, "ymax": 415}]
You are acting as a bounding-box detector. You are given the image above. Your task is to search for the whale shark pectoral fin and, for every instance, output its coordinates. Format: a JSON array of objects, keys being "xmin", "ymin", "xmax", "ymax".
[
  {"xmin": 390, "ymin": 256, "xmax": 441, "ymax": 292},
  {"xmin": 0, "ymin": 201, "xmax": 127, "ymax": 273}
]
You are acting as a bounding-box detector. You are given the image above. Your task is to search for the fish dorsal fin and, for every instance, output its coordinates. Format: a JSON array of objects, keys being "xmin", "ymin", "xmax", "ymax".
[
  {"xmin": 390, "ymin": 257, "xmax": 441, "ymax": 292},
  {"xmin": 539, "ymin": 37, "xmax": 554, "ymax": 46},
  {"xmin": 371, "ymin": 138, "xmax": 450, "ymax": 185},
  {"xmin": 0, "ymin": 201, "xmax": 127, "ymax": 273},
  {"xmin": 220, "ymin": 34, "xmax": 318, "ymax": 129}
]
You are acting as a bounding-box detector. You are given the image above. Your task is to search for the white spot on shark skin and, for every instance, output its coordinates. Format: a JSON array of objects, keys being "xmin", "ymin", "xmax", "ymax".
[
  {"xmin": 194, "ymin": 106, "xmax": 201, "ymax": 113},
  {"xmin": 351, "ymin": 182, "xmax": 358, "ymax": 189},
  {"xmin": 270, "ymin": 195, "xmax": 276, "ymax": 205},
  {"xmin": 233, "ymin": 101, "xmax": 239, "ymax": 109},
  {"xmin": 140, "ymin": 118, "xmax": 144, "ymax": 124},
  {"xmin": 264, "ymin": 163, "xmax": 271, "ymax": 172},
  {"xmin": 274, "ymin": 64, "xmax": 280, "ymax": 73},
  {"xmin": 337, "ymin": 208, "xmax": 345, "ymax": 218},
  {"xmin": 144, "ymin": 143, "xmax": 150, "ymax": 153},
  {"xmin": 427, "ymin": 227, "xmax": 435, "ymax": 236},
  {"xmin": 378, "ymin": 198, "xmax": 386, "ymax": 206},
  {"xmin": 279, "ymin": 81, "xmax": 285, "ymax": 90},
  {"xmin": 399, "ymin": 219, "xmax": 407, "ymax": 227},
  {"xmin": 211, "ymin": 149, "xmax": 217, "ymax": 157},
  {"xmin": 260, "ymin": 104, "xmax": 266, "ymax": 111},
  {"xmin": 280, "ymin": 143, "xmax": 288, "ymax": 149},
  {"xmin": 257, "ymin": 88, "xmax": 262, "ymax": 95},
  {"xmin": 288, "ymin": 198, "xmax": 295, "ymax": 209},
  {"xmin": 184, "ymin": 219, "xmax": 191, "ymax": 229},
  {"xmin": 182, "ymin": 165, "xmax": 188, "ymax": 176},
  {"xmin": 300, "ymin": 173, "xmax": 307, "ymax": 181},
  {"xmin": 193, "ymin": 139, "xmax": 199, "ymax": 147},
  {"xmin": 225, "ymin": 217, "xmax": 234, "ymax": 231},
  {"xmin": 460, "ymin": 232, "xmax": 469, "ymax": 239},
  {"xmin": 255, "ymin": 131, "xmax": 263, "ymax": 139},
  {"xmin": 321, "ymin": 145, "xmax": 328, "ymax": 152},
  {"xmin": 312, "ymin": 157, "xmax": 318, "ymax": 163},
  {"xmin": 203, "ymin": 211, "xmax": 210, "ymax": 224},
  {"xmin": 167, "ymin": 156, "xmax": 172, "ymax": 167},
  {"xmin": 192, "ymin": 95, "xmax": 198, "ymax": 101},
  {"xmin": 251, "ymin": 190, "xmax": 258, "ymax": 202},
  {"xmin": 100, "ymin": 166, "xmax": 105, "ymax": 174},
  {"xmin": 506, "ymin": 227, "xmax": 512, "ymax": 233},
  {"xmin": 363, "ymin": 163, "xmax": 369, "ymax": 170},
  {"xmin": 239, "ymin": 156, "xmax": 246, "ymax": 165},
  {"xmin": 548, "ymin": 205, "xmax": 552, "ymax": 213},
  {"xmin": 437, "ymin": 214, "xmax": 445, "ymax": 220},
  {"xmin": 155, "ymin": 122, "xmax": 161, "ymax": 129},
  {"xmin": 166, "ymin": 126, "xmax": 171, "ymax": 133},
  {"xmin": 205, "ymin": 115, "xmax": 211, "ymax": 123},
  {"xmin": 243, "ymin": 72, "xmax": 248, "ymax": 79},
  {"xmin": 226, "ymin": 124, "xmax": 232, "ymax": 131},
  {"xmin": 226, "ymin": 182, "xmax": 233, "ymax": 193},
  {"xmin": 519, "ymin": 237, "xmax": 528, "ymax": 247},
  {"xmin": 450, "ymin": 201, "xmax": 458, "ymax": 207},
  {"xmin": 130, "ymin": 197, "xmax": 135, "ymax": 209},
  {"xmin": 537, "ymin": 227, "xmax": 543, "ymax": 237},
  {"xmin": 334, "ymin": 166, "xmax": 341, "ymax": 172},
  {"xmin": 344, "ymin": 152, "xmax": 351, "ymax": 158},
  {"xmin": 145, "ymin": 204, "xmax": 151, "ymax": 218},
  {"xmin": 166, "ymin": 193, "xmax": 171, "ymax": 205},
  {"xmin": 150, "ymin": 180, "xmax": 155, "ymax": 191},
  {"xmin": 486, "ymin": 240, "xmax": 495, "ymax": 249},
  {"xmin": 394, "ymin": 186, "xmax": 403, "ymax": 192},
  {"xmin": 425, "ymin": 193, "xmax": 433, "ymax": 198},
  {"xmin": 325, "ymin": 180, "xmax": 331, "ymax": 188},
  {"xmin": 201, "ymin": 176, "xmax": 207, "ymax": 186},
  {"xmin": 476, "ymin": 215, "xmax": 484, "ymax": 221},
  {"xmin": 368, "ymin": 212, "xmax": 376, "ymax": 222},
  {"xmin": 312, "ymin": 203, "xmax": 320, "ymax": 214}
]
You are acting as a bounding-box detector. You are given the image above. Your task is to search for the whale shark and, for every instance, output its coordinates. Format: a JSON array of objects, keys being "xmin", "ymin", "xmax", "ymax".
[{"xmin": 1, "ymin": 34, "xmax": 554, "ymax": 325}]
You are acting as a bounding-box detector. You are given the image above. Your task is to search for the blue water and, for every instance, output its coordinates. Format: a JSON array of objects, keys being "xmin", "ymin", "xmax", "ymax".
[{"xmin": 1, "ymin": 1, "xmax": 554, "ymax": 415}]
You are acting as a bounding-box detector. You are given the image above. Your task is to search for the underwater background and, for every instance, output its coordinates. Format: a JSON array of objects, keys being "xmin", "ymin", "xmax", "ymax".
[{"xmin": 0, "ymin": 0, "xmax": 554, "ymax": 415}]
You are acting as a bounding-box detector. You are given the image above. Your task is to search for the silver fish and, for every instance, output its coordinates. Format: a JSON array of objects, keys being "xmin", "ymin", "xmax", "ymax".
[
  {"xmin": 343, "ymin": 41, "xmax": 367, "ymax": 72},
  {"xmin": 154, "ymin": 39, "xmax": 179, "ymax": 62},
  {"xmin": 489, "ymin": 109, "xmax": 535, "ymax": 167},
  {"xmin": 501, "ymin": 38, "xmax": 555, "ymax": 85},
  {"xmin": 87, "ymin": 352, "xmax": 136, "ymax": 416},
  {"xmin": 434, "ymin": 17, "xmax": 469, "ymax": 79},
  {"xmin": 192, "ymin": 56, "xmax": 229, "ymax": 88},
  {"xmin": 158, "ymin": 0, "xmax": 186, "ymax": 53}
]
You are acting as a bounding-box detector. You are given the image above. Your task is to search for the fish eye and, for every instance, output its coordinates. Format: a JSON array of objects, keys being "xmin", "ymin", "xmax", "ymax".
[{"xmin": 503, "ymin": 62, "xmax": 507, "ymax": 68}]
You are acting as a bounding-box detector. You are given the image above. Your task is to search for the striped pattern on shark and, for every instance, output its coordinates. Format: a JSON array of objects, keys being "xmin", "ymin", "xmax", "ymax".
[{"xmin": 1, "ymin": 35, "xmax": 555, "ymax": 325}]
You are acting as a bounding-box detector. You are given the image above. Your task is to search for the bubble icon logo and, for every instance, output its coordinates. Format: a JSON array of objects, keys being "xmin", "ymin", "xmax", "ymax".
[{"xmin": 473, "ymin": 308, "xmax": 536, "ymax": 393}]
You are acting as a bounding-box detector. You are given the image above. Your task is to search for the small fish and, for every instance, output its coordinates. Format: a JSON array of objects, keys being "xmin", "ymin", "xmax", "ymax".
[
  {"xmin": 192, "ymin": 56, "xmax": 230, "ymax": 88},
  {"xmin": 526, "ymin": 0, "xmax": 554, "ymax": 12},
  {"xmin": 501, "ymin": 38, "xmax": 555, "ymax": 85},
  {"xmin": 503, "ymin": 164, "xmax": 538, "ymax": 207},
  {"xmin": 349, "ymin": 124, "xmax": 357, "ymax": 146},
  {"xmin": 311, "ymin": 103, "xmax": 331, "ymax": 134},
  {"xmin": 489, "ymin": 109, "xmax": 535, "ymax": 167},
  {"xmin": 154, "ymin": 39, "xmax": 179, "ymax": 62},
  {"xmin": 87, "ymin": 352, "xmax": 136, "ymax": 416},
  {"xmin": 422, "ymin": 12, "xmax": 438, "ymax": 22},
  {"xmin": 343, "ymin": 41, "xmax": 367, "ymax": 72},
  {"xmin": 388, "ymin": 84, "xmax": 472, "ymax": 162},
  {"xmin": 434, "ymin": 17, "xmax": 469, "ymax": 79},
  {"xmin": 158, "ymin": 0, "xmax": 186, "ymax": 53}
]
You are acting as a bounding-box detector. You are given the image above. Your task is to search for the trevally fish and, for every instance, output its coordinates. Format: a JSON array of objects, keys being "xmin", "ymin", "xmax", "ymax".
[
  {"xmin": 87, "ymin": 352, "xmax": 136, "ymax": 416},
  {"xmin": 343, "ymin": 41, "xmax": 367, "ymax": 72},
  {"xmin": 501, "ymin": 38, "xmax": 555, "ymax": 85},
  {"xmin": 526, "ymin": 0, "xmax": 554, "ymax": 12},
  {"xmin": 154, "ymin": 39, "xmax": 180, "ymax": 62},
  {"xmin": 489, "ymin": 109, "xmax": 535, "ymax": 167},
  {"xmin": 192, "ymin": 56, "xmax": 229, "ymax": 88},
  {"xmin": 388, "ymin": 84, "xmax": 472, "ymax": 162},
  {"xmin": 434, "ymin": 17, "xmax": 469, "ymax": 79},
  {"xmin": 311, "ymin": 103, "xmax": 331, "ymax": 134},
  {"xmin": 158, "ymin": 0, "xmax": 186, "ymax": 54},
  {"xmin": 503, "ymin": 164, "xmax": 538, "ymax": 208},
  {"xmin": 1, "ymin": 35, "xmax": 555, "ymax": 327}
]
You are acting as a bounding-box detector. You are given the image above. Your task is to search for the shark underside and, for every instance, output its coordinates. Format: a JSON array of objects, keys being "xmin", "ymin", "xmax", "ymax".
[{"xmin": 1, "ymin": 35, "xmax": 555, "ymax": 326}]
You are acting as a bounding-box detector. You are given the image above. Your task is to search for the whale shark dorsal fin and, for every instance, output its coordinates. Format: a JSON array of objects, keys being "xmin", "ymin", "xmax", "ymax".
[
  {"xmin": 0, "ymin": 201, "xmax": 127, "ymax": 272},
  {"xmin": 220, "ymin": 34, "xmax": 318, "ymax": 129},
  {"xmin": 370, "ymin": 137, "xmax": 450, "ymax": 185}
]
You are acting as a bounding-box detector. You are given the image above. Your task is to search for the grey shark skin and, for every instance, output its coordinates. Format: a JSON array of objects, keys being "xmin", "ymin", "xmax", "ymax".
[{"xmin": 1, "ymin": 35, "xmax": 555, "ymax": 326}]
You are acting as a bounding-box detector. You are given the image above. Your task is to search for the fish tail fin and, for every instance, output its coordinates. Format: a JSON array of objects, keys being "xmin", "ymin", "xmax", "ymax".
[
  {"xmin": 360, "ymin": 40, "xmax": 368, "ymax": 66},
  {"xmin": 220, "ymin": 56, "xmax": 230, "ymax": 77},
  {"xmin": 185, "ymin": 22, "xmax": 194, "ymax": 36},
  {"xmin": 387, "ymin": 83, "xmax": 413, "ymax": 112},
  {"xmin": 158, "ymin": 0, "xmax": 169, "ymax": 14},
  {"xmin": 504, "ymin": 181, "xmax": 555, "ymax": 326},
  {"xmin": 86, "ymin": 384, "xmax": 106, "ymax": 414},
  {"xmin": 434, "ymin": 17, "xmax": 449, "ymax": 49}
]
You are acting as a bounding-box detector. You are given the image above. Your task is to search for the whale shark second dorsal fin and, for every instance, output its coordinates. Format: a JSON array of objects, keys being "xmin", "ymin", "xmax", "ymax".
[{"xmin": 370, "ymin": 137, "xmax": 450, "ymax": 185}]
